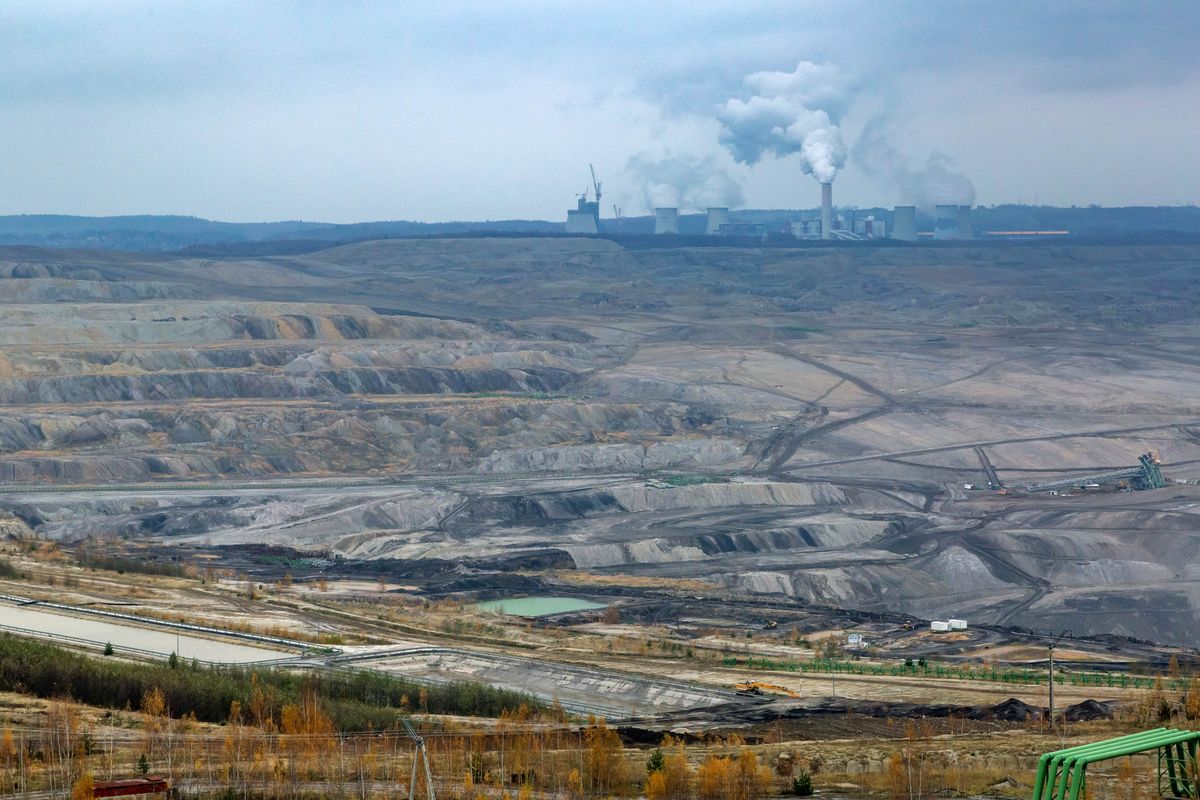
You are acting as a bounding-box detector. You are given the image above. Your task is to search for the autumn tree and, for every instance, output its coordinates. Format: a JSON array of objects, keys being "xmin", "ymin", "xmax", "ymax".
[
  {"xmin": 584, "ymin": 718, "xmax": 626, "ymax": 794},
  {"xmin": 658, "ymin": 738, "xmax": 693, "ymax": 800},
  {"xmin": 279, "ymin": 683, "xmax": 336, "ymax": 783},
  {"xmin": 141, "ymin": 686, "xmax": 168, "ymax": 771},
  {"xmin": 44, "ymin": 700, "xmax": 79, "ymax": 793},
  {"xmin": 71, "ymin": 772, "xmax": 94, "ymax": 800},
  {"xmin": 696, "ymin": 755, "xmax": 734, "ymax": 800},
  {"xmin": 734, "ymin": 750, "xmax": 772, "ymax": 800},
  {"xmin": 1186, "ymin": 677, "xmax": 1200, "ymax": 721},
  {"xmin": 1, "ymin": 726, "xmax": 17, "ymax": 794}
]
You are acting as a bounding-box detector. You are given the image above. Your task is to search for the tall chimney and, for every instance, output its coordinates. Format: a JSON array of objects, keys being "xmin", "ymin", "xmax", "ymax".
[{"xmin": 820, "ymin": 182, "xmax": 833, "ymax": 240}]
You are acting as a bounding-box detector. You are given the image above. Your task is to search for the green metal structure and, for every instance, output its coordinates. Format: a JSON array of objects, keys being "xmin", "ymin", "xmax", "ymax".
[
  {"xmin": 1139, "ymin": 452, "xmax": 1168, "ymax": 490},
  {"xmin": 1032, "ymin": 728, "xmax": 1200, "ymax": 800},
  {"xmin": 1027, "ymin": 450, "xmax": 1168, "ymax": 493}
]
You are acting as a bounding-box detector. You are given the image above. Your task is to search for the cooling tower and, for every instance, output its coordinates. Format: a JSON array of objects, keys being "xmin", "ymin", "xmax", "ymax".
[
  {"xmin": 654, "ymin": 207, "xmax": 679, "ymax": 235},
  {"xmin": 957, "ymin": 205, "xmax": 974, "ymax": 239},
  {"xmin": 934, "ymin": 205, "xmax": 959, "ymax": 240},
  {"xmin": 705, "ymin": 207, "xmax": 730, "ymax": 235},
  {"xmin": 566, "ymin": 209, "xmax": 599, "ymax": 234},
  {"xmin": 891, "ymin": 206, "xmax": 917, "ymax": 241},
  {"xmin": 820, "ymin": 182, "xmax": 833, "ymax": 240}
]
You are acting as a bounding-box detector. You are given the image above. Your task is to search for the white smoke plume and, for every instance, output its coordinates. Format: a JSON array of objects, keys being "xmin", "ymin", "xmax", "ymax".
[
  {"xmin": 626, "ymin": 153, "xmax": 745, "ymax": 212},
  {"xmin": 716, "ymin": 61, "xmax": 848, "ymax": 183},
  {"xmin": 853, "ymin": 115, "xmax": 976, "ymax": 207}
]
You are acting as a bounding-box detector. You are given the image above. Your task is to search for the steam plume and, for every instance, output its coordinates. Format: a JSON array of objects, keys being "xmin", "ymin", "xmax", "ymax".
[
  {"xmin": 626, "ymin": 153, "xmax": 744, "ymax": 212},
  {"xmin": 853, "ymin": 115, "xmax": 976, "ymax": 207},
  {"xmin": 716, "ymin": 61, "xmax": 848, "ymax": 183}
]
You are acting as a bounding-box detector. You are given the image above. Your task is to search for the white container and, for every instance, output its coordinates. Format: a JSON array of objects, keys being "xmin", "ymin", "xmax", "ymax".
[
  {"xmin": 930, "ymin": 620, "xmax": 950, "ymax": 632},
  {"xmin": 948, "ymin": 618, "xmax": 968, "ymax": 630}
]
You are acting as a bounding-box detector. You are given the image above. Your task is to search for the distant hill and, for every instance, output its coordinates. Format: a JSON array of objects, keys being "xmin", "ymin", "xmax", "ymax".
[
  {"xmin": 0, "ymin": 205, "xmax": 1197, "ymax": 252},
  {"xmin": 0, "ymin": 214, "xmax": 561, "ymax": 252}
]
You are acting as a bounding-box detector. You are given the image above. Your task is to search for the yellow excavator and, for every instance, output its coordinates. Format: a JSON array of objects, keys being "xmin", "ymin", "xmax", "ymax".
[{"xmin": 735, "ymin": 681, "xmax": 801, "ymax": 699}]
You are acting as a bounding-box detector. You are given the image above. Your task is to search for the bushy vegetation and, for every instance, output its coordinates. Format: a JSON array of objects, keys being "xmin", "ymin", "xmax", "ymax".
[
  {"xmin": 661, "ymin": 474, "xmax": 726, "ymax": 487},
  {"xmin": 0, "ymin": 557, "xmax": 23, "ymax": 579},
  {"xmin": 74, "ymin": 552, "xmax": 187, "ymax": 578},
  {"xmin": 0, "ymin": 634, "xmax": 541, "ymax": 729}
]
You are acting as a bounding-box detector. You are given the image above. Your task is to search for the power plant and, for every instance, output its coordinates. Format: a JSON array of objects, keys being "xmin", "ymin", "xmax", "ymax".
[
  {"xmin": 654, "ymin": 207, "xmax": 679, "ymax": 235},
  {"xmin": 564, "ymin": 163, "xmax": 975, "ymax": 241}
]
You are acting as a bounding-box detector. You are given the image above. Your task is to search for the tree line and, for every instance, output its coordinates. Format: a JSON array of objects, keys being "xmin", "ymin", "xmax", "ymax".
[{"xmin": 0, "ymin": 635, "xmax": 540, "ymax": 729}]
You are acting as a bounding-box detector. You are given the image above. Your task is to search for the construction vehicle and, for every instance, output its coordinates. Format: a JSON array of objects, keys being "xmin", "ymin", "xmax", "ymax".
[{"xmin": 735, "ymin": 681, "xmax": 801, "ymax": 699}]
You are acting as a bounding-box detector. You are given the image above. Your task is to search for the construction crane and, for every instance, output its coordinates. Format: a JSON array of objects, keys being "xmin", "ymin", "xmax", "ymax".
[
  {"xmin": 1026, "ymin": 451, "xmax": 1167, "ymax": 493},
  {"xmin": 403, "ymin": 717, "xmax": 436, "ymax": 800},
  {"xmin": 589, "ymin": 163, "xmax": 602, "ymax": 209}
]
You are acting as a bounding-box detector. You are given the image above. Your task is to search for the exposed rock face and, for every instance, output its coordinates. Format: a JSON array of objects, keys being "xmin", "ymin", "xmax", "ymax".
[
  {"xmin": 4, "ymin": 237, "xmax": 1200, "ymax": 647},
  {"xmin": 474, "ymin": 440, "xmax": 745, "ymax": 474}
]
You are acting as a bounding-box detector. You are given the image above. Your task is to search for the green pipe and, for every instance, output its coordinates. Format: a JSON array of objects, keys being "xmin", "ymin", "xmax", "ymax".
[
  {"xmin": 1037, "ymin": 730, "xmax": 1169, "ymax": 800},
  {"xmin": 1167, "ymin": 741, "xmax": 1183, "ymax": 798},
  {"xmin": 1037, "ymin": 731, "xmax": 1164, "ymax": 800},
  {"xmin": 1166, "ymin": 740, "xmax": 1196, "ymax": 798},
  {"xmin": 1042, "ymin": 731, "xmax": 1168, "ymax": 800},
  {"xmin": 1042, "ymin": 731, "xmax": 1164, "ymax": 800},
  {"xmin": 1054, "ymin": 732, "xmax": 1194, "ymax": 800},
  {"xmin": 1059, "ymin": 732, "xmax": 1200, "ymax": 800}
]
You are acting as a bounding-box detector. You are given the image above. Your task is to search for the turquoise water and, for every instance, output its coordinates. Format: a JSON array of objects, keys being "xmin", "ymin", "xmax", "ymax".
[{"xmin": 476, "ymin": 596, "xmax": 607, "ymax": 617}]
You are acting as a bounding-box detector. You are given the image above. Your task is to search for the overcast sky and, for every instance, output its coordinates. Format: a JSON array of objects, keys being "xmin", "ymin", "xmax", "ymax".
[{"xmin": 0, "ymin": 1, "xmax": 1197, "ymax": 222}]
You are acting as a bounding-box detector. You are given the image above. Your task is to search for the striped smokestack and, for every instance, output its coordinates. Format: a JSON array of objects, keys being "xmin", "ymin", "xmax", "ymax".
[{"xmin": 820, "ymin": 182, "xmax": 833, "ymax": 240}]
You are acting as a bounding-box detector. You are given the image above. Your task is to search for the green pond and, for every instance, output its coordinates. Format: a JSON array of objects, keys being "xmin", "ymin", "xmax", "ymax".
[{"xmin": 476, "ymin": 596, "xmax": 607, "ymax": 617}]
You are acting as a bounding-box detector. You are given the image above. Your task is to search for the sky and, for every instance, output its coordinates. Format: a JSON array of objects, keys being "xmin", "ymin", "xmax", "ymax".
[{"xmin": 0, "ymin": 1, "xmax": 1197, "ymax": 222}]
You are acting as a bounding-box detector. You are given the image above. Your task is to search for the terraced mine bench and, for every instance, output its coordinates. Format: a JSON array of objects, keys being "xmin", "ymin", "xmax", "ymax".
[{"xmin": 1032, "ymin": 728, "xmax": 1200, "ymax": 800}]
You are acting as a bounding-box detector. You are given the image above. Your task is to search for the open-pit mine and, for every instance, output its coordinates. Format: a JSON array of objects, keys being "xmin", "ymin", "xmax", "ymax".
[{"xmin": 2, "ymin": 237, "xmax": 1200, "ymax": 725}]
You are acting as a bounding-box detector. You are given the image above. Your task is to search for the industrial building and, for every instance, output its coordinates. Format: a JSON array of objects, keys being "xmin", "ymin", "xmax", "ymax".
[
  {"xmin": 566, "ymin": 203, "xmax": 598, "ymax": 234},
  {"xmin": 705, "ymin": 207, "xmax": 730, "ymax": 235},
  {"xmin": 654, "ymin": 207, "xmax": 679, "ymax": 235},
  {"xmin": 715, "ymin": 221, "xmax": 767, "ymax": 238},
  {"xmin": 564, "ymin": 164, "xmax": 603, "ymax": 234},
  {"xmin": 891, "ymin": 206, "xmax": 917, "ymax": 240},
  {"xmin": 934, "ymin": 205, "xmax": 974, "ymax": 240}
]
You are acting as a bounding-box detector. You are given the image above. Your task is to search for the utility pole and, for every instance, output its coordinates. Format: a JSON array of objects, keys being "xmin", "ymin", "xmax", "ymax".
[
  {"xmin": 1048, "ymin": 643, "xmax": 1055, "ymax": 733},
  {"xmin": 1046, "ymin": 630, "xmax": 1071, "ymax": 735},
  {"xmin": 403, "ymin": 717, "xmax": 436, "ymax": 800}
]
